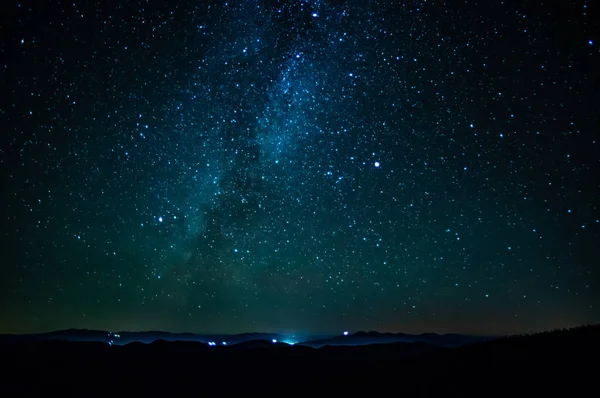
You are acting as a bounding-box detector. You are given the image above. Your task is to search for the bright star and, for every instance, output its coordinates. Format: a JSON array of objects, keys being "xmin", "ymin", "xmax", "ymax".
[{"xmin": 374, "ymin": 161, "xmax": 380, "ymax": 168}]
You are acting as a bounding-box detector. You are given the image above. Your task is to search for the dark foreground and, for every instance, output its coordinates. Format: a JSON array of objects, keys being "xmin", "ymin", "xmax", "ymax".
[{"xmin": 1, "ymin": 326, "xmax": 598, "ymax": 396}]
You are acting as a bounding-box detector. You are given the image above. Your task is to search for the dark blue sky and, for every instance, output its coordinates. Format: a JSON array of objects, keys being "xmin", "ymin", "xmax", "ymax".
[{"xmin": 1, "ymin": 0, "xmax": 598, "ymax": 335}]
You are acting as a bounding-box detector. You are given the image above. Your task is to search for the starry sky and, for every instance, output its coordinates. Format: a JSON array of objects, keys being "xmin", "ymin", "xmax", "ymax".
[{"xmin": 1, "ymin": 0, "xmax": 599, "ymax": 335}]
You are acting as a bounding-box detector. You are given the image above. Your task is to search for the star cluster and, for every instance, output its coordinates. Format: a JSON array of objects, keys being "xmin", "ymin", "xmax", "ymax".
[{"xmin": 1, "ymin": 0, "xmax": 598, "ymax": 334}]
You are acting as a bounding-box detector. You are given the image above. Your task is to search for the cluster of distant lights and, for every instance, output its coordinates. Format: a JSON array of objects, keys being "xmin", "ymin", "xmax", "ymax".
[{"xmin": 107, "ymin": 332, "xmax": 120, "ymax": 346}]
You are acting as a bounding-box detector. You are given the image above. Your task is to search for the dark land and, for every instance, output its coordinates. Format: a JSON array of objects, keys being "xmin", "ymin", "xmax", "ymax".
[{"xmin": 1, "ymin": 325, "xmax": 597, "ymax": 395}]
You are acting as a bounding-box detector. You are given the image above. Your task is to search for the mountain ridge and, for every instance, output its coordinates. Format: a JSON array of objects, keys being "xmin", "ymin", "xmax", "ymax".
[{"xmin": 0, "ymin": 328, "xmax": 494, "ymax": 348}]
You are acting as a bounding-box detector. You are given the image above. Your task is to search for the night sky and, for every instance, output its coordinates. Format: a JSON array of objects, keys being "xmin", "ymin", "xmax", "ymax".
[{"xmin": 1, "ymin": 0, "xmax": 599, "ymax": 335}]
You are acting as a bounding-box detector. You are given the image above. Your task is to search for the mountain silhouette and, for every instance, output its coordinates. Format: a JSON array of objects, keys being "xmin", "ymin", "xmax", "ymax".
[{"xmin": 0, "ymin": 325, "xmax": 597, "ymax": 394}]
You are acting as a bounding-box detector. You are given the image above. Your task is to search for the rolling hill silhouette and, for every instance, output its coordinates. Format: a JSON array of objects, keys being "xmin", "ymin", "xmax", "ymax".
[
  {"xmin": 0, "ymin": 328, "xmax": 488, "ymax": 347},
  {"xmin": 0, "ymin": 325, "xmax": 597, "ymax": 395},
  {"xmin": 299, "ymin": 330, "xmax": 491, "ymax": 347}
]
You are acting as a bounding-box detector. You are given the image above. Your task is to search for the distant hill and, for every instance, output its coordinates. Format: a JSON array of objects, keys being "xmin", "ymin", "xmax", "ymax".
[
  {"xmin": 0, "ymin": 329, "xmax": 109, "ymax": 344},
  {"xmin": 299, "ymin": 330, "xmax": 491, "ymax": 348}
]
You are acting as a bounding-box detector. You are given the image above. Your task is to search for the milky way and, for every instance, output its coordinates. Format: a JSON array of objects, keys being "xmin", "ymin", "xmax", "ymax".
[{"xmin": 1, "ymin": 0, "xmax": 598, "ymax": 334}]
